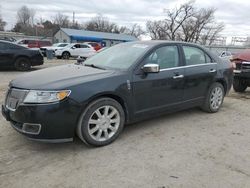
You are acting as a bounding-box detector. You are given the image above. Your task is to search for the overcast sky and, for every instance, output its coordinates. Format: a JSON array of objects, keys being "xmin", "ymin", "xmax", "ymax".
[{"xmin": 1, "ymin": 0, "xmax": 250, "ymax": 37}]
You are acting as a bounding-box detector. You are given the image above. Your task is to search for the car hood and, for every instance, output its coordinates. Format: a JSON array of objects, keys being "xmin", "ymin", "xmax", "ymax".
[
  {"xmin": 231, "ymin": 49, "xmax": 250, "ymax": 62},
  {"xmin": 10, "ymin": 64, "xmax": 115, "ymax": 90}
]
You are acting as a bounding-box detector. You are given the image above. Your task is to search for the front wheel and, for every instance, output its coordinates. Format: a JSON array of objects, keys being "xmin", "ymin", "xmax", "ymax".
[
  {"xmin": 201, "ymin": 82, "xmax": 225, "ymax": 113},
  {"xmin": 233, "ymin": 77, "xmax": 247, "ymax": 92},
  {"xmin": 77, "ymin": 98, "xmax": 125, "ymax": 146}
]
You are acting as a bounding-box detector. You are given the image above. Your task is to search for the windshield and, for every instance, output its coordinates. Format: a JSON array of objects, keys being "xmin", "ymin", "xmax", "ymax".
[{"xmin": 84, "ymin": 42, "xmax": 150, "ymax": 70}]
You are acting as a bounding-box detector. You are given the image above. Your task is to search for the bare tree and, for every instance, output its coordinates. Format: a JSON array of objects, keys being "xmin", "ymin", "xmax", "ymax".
[
  {"xmin": 84, "ymin": 15, "xmax": 120, "ymax": 33},
  {"xmin": 146, "ymin": 20, "xmax": 169, "ymax": 40},
  {"xmin": 53, "ymin": 12, "xmax": 70, "ymax": 28},
  {"xmin": 17, "ymin": 5, "xmax": 35, "ymax": 26},
  {"xmin": 164, "ymin": 1, "xmax": 194, "ymax": 40},
  {"xmin": 0, "ymin": 7, "xmax": 6, "ymax": 31},
  {"xmin": 146, "ymin": 0, "xmax": 224, "ymax": 45},
  {"xmin": 120, "ymin": 24, "xmax": 145, "ymax": 38},
  {"xmin": 0, "ymin": 14, "xmax": 6, "ymax": 31}
]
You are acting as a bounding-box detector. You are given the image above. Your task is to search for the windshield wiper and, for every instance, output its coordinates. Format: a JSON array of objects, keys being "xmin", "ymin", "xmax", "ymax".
[{"xmin": 84, "ymin": 64, "xmax": 106, "ymax": 70}]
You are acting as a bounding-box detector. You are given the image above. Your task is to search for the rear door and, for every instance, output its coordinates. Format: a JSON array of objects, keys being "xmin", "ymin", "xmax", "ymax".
[
  {"xmin": 79, "ymin": 44, "xmax": 94, "ymax": 57},
  {"xmin": 181, "ymin": 45, "xmax": 217, "ymax": 101}
]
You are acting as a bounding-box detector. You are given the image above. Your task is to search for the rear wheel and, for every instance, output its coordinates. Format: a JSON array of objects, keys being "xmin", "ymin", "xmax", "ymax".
[
  {"xmin": 77, "ymin": 98, "xmax": 125, "ymax": 146},
  {"xmin": 15, "ymin": 57, "xmax": 31, "ymax": 71},
  {"xmin": 233, "ymin": 77, "xmax": 247, "ymax": 92},
  {"xmin": 62, "ymin": 51, "xmax": 70, "ymax": 59},
  {"xmin": 201, "ymin": 82, "xmax": 225, "ymax": 113}
]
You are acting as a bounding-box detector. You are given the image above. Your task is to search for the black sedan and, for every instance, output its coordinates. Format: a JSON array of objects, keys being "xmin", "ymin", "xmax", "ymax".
[
  {"xmin": 2, "ymin": 41, "xmax": 233, "ymax": 146},
  {"xmin": 0, "ymin": 40, "xmax": 43, "ymax": 71}
]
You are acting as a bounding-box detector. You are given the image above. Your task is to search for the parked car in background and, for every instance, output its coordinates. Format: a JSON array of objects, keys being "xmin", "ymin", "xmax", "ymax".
[
  {"xmin": 40, "ymin": 43, "xmax": 69, "ymax": 56},
  {"xmin": 76, "ymin": 47, "xmax": 109, "ymax": 64},
  {"xmin": 231, "ymin": 49, "xmax": 250, "ymax": 92},
  {"xmin": 2, "ymin": 41, "xmax": 233, "ymax": 146},
  {"xmin": 0, "ymin": 36, "xmax": 16, "ymax": 42},
  {"xmin": 16, "ymin": 39, "xmax": 52, "ymax": 49},
  {"xmin": 84, "ymin": 42, "xmax": 102, "ymax": 51},
  {"xmin": 0, "ymin": 40, "xmax": 43, "ymax": 71},
  {"xmin": 55, "ymin": 43, "xmax": 96, "ymax": 59}
]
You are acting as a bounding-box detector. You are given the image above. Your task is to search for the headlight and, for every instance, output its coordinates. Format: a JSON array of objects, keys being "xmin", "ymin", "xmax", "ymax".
[{"xmin": 23, "ymin": 90, "xmax": 71, "ymax": 104}]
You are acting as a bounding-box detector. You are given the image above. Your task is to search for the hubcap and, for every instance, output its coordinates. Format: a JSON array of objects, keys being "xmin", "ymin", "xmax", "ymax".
[
  {"xmin": 63, "ymin": 53, "xmax": 69, "ymax": 59},
  {"xmin": 210, "ymin": 87, "xmax": 223, "ymax": 110},
  {"xmin": 88, "ymin": 105, "xmax": 120, "ymax": 142}
]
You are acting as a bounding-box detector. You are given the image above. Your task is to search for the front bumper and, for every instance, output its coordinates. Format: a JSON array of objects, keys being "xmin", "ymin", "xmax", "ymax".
[{"xmin": 1, "ymin": 99, "xmax": 82, "ymax": 142}]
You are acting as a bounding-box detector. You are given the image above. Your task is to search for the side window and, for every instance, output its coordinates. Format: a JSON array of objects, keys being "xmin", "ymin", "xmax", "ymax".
[
  {"xmin": 80, "ymin": 44, "xmax": 90, "ymax": 48},
  {"xmin": 8, "ymin": 43, "xmax": 22, "ymax": 50},
  {"xmin": 145, "ymin": 46, "xmax": 179, "ymax": 69},
  {"xmin": 0, "ymin": 42, "xmax": 5, "ymax": 50},
  {"xmin": 74, "ymin": 44, "xmax": 80, "ymax": 48},
  {"xmin": 183, "ymin": 46, "xmax": 206, "ymax": 65}
]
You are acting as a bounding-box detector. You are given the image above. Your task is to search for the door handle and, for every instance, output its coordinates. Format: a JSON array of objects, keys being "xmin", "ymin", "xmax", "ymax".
[
  {"xmin": 209, "ymin": 69, "xmax": 216, "ymax": 73},
  {"xmin": 173, "ymin": 75, "xmax": 184, "ymax": 79}
]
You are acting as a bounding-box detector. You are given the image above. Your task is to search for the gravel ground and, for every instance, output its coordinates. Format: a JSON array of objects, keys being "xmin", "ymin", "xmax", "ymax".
[{"xmin": 0, "ymin": 60, "xmax": 250, "ymax": 188}]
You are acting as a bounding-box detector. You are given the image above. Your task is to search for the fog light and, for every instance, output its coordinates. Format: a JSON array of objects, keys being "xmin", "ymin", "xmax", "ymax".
[{"xmin": 22, "ymin": 123, "xmax": 41, "ymax": 135}]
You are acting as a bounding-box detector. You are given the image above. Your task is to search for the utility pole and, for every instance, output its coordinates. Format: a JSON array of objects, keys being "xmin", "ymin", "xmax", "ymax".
[{"xmin": 73, "ymin": 12, "xmax": 75, "ymax": 27}]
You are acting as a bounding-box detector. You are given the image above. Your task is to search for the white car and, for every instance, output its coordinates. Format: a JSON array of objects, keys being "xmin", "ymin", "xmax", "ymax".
[
  {"xmin": 55, "ymin": 43, "xmax": 96, "ymax": 59},
  {"xmin": 40, "ymin": 43, "xmax": 69, "ymax": 56}
]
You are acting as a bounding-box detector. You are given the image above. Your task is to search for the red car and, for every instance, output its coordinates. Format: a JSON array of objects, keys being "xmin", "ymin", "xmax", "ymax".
[
  {"xmin": 85, "ymin": 42, "xmax": 102, "ymax": 51},
  {"xmin": 16, "ymin": 39, "xmax": 52, "ymax": 48},
  {"xmin": 231, "ymin": 49, "xmax": 250, "ymax": 92}
]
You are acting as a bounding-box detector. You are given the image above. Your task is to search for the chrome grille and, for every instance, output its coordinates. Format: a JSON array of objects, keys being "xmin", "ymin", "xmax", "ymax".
[
  {"xmin": 5, "ymin": 88, "xmax": 28, "ymax": 111},
  {"xmin": 242, "ymin": 62, "xmax": 250, "ymax": 70}
]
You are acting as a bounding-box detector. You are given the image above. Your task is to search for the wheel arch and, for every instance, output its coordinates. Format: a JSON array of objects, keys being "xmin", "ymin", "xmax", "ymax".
[
  {"xmin": 215, "ymin": 78, "xmax": 228, "ymax": 94},
  {"xmin": 14, "ymin": 55, "xmax": 30, "ymax": 62},
  {"xmin": 84, "ymin": 92, "xmax": 129, "ymax": 123},
  {"xmin": 62, "ymin": 51, "xmax": 70, "ymax": 55}
]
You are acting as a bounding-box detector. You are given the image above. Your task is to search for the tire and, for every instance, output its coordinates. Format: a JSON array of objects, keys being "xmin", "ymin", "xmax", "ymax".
[
  {"xmin": 201, "ymin": 82, "xmax": 225, "ymax": 113},
  {"xmin": 15, "ymin": 57, "xmax": 31, "ymax": 71},
  {"xmin": 62, "ymin": 51, "xmax": 70, "ymax": 59},
  {"xmin": 77, "ymin": 98, "xmax": 125, "ymax": 146},
  {"xmin": 233, "ymin": 77, "xmax": 247, "ymax": 92}
]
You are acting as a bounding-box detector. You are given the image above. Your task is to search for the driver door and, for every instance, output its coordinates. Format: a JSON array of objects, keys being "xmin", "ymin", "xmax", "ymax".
[
  {"xmin": 132, "ymin": 45, "xmax": 185, "ymax": 115},
  {"xmin": 70, "ymin": 44, "xmax": 80, "ymax": 56}
]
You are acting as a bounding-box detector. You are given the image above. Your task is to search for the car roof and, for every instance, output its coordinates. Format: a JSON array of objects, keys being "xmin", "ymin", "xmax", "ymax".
[{"xmin": 127, "ymin": 40, "xmax": 205, "ymax": 47}]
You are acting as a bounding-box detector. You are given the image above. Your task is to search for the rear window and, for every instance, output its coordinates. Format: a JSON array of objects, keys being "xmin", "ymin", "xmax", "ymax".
[
  {"xmin": 28, "ymin": 40, "xmax": 37, "ymax": 45},
  {"xmin": 40, "ymin": 41, "xmax": 51, "ymax": 46},
  {"xmin": 183, "ymin": 46, "xmax": 206, "ymax": 65}
]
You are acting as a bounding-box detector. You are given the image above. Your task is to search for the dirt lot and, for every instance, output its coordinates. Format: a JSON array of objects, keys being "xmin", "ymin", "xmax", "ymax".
[{"xmin": 0, "ymin": 59, "xmax": 250, "ymax": 188}]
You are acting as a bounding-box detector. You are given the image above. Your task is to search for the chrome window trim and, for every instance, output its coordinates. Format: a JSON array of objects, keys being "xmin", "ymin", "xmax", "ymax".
[{"xmin": 160, "ymin": 63, "xmax": 217, "ymax": 72}]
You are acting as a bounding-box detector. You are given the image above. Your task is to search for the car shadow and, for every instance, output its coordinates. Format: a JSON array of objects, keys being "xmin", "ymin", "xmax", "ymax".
[
  {"xmin": 227, "ymin": 88, "xmax": 250, "ymax": 100},
  {"xmin": 0, "ymin": 67, "xmax": 41, "ymax": 72}
]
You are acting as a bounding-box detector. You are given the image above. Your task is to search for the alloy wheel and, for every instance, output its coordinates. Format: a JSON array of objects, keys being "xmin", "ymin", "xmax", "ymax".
[
  {"xmin": 87, "ymin": 105, "xmax": 120, "ymax": 142},
  {"xmin": 210, "ymin": 87, "xmax": 223, "ymax": 110}
]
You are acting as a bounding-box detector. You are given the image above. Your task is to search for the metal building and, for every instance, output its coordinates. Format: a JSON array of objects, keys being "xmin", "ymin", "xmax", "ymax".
[{"xmin": 54, "ymin": 28, "xmax": 138, "ymax": 47}]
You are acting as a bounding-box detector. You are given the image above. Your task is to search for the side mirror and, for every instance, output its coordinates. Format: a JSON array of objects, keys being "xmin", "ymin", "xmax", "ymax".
[
  {"xmin": 142, "ymin": 64, "xmax": 160, "ymax": 73},
  {"xmin": 71, "ymin": 46, "xmax": 76, "ymax": 49}
]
